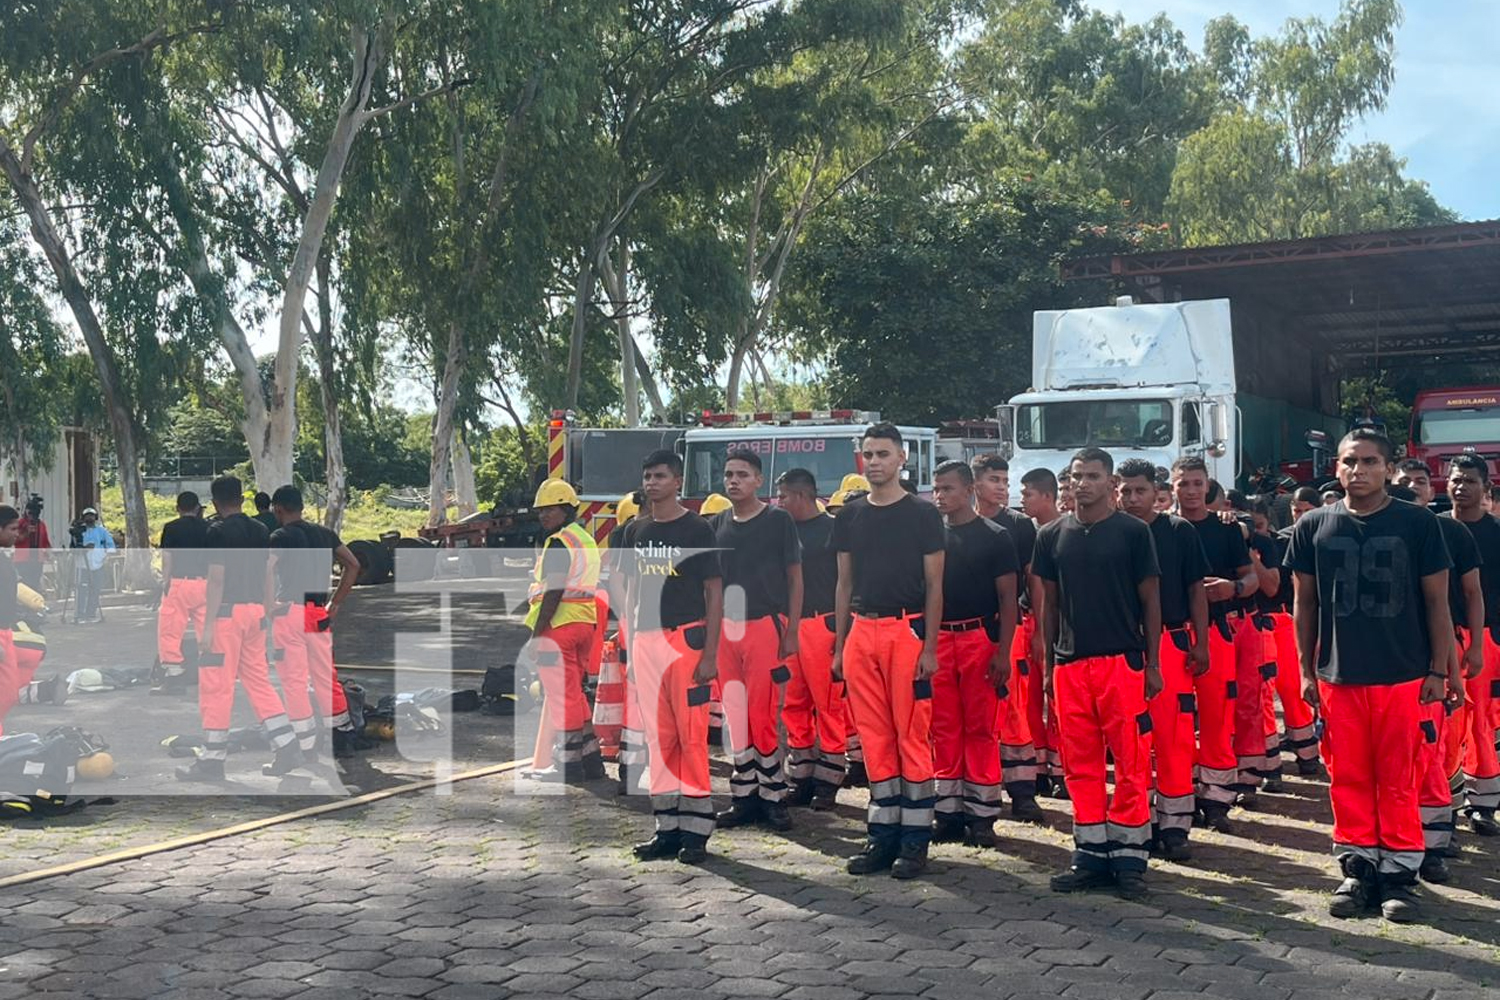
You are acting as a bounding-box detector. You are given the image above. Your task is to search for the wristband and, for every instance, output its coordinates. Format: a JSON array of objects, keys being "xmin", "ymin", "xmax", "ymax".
[{"xmin": 1428, "ymin": 668, "xmax": 1449, "ymax": 678}]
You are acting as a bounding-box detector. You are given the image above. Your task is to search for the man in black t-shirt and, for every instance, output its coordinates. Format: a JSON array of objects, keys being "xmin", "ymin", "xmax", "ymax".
[
  {"xmin": 268, "ymin": 485, "xmax": 363, "ymax": 765},
  {"xmin": 623, "ymin": 450, "xmax": 724, "ymax": 865},
  {"xmin": 930, "ymin": 461, "xmax": 1017, "ymax": 847},
  {"xmin": 974, "ymin": 455, "xmax": 1044, "ymax": 817},
  {"xmin": 1119, "ymin": 459, "xmax": 1208, "ymax": 861},
  {"xmin": 1285, "ymin": 429, "xmax": 1452, "ymax": 923},
  {"xmin": 776, "ymin": 468, "xmax": 847, "ymax": 810},
  {"xmin": 1445, "ymin": 454, "xmax": 1500, "ymax": 838},
  {"xmin": 1396, "ymin": 460, "xmax": 1477, "ymax": 880},
  {"xmin": 155, "ymin": 491, "xmax": 211, "ymax": 695},
  {"xmin": 1173, "ymin": 456, "xmax": 1256, "ymax": 830},
  {"xmin": 711, "ymin": 450, "xmax": 803, "ymax": 833},
  {"xmin": 833, "ymin": 424, "xmax": 945, "ymax": 880},
  {"xmin": 178, "ymin": 477, "xmax": 310, "ymax": 784},
  {"xmin": 1034, "ymin": 448, "xmax": 1161, "ymax": 899}
]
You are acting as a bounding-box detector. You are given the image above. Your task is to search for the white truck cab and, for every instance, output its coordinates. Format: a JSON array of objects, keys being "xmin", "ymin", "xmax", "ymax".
[{"xmin": 999, "ymin": 298, "xmax": 1237, "ymax": 489}]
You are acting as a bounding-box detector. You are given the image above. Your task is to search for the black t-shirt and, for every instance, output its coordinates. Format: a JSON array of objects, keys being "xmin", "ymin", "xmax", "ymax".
[
  {"xmin": 990, "ymin": 506, "xmax": 1036, "ymax": 609},
  {"xmin": 1184, "ymin": 513, "xmax": 1251, "ymax": 618},
  {"xmin": 269, "ymin": 520, "xmax": 343, "ymax": 605},
  {"xmin": 1148, "ymin": 514, "xmax": 1209, "ymax": 627},
  {"xmin": 712, "ymin": 506, "xmax": 800, "ymax": 620},
  {"xmin": 1285, "ymin": 499, "xmax": 1451, "ymax": 685},
  {"xmin": 254, "ymin": 511, "xmax": 280, "ymax": 534},
  {"xmin": 1437, "ymin": 516, "xmax": 1483, "ymax": 629},
  {"xmin": 795, "ymin": 513, "xmax": 838, "ymax": 616},
  {"xmin": 941, "ymin": 517, "xmax": 1018, "ymax": 622},
  {"xmin": 1273, "ymin": 526, "xmax": 1296, "ymax": 611},
  {"xmin": 1033, "ymin": 511, "xmax": 1160, "ymax": 663},
  {"xmin": 159, "ymin": 515, "xmax": 211, "ymax": 579},
  {"xmin": 831, "ymin": 495, "xmax": 945, "ymax": 616},
  {"xmin": 1451, "ymin": 512, "xmax": 1500, "ymax": 627},
  {"xmin": 1246, "ymin": 532, "xmax": 1280, "ymax": 614},
  {"xmin": 206, "ymin": 512, "xmax": 270, "ymax": 607},
  {"xmin": 624, "ymin": 512, "xmax": 721, "ymax": 631}
]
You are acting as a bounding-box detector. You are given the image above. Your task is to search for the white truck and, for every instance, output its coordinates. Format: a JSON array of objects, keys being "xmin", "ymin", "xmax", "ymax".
[{"xmin": 998, "ymin": 297, "xmax": 1239, "ymax": 490}]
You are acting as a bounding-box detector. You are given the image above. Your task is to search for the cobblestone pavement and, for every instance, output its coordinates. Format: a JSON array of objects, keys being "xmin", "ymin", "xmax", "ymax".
[{"xmin": 2, "ymin": 592, "xmax": 1497, "ymax": 998}]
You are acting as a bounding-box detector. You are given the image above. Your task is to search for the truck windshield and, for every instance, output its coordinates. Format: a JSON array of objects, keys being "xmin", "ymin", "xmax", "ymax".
[
  {"xmin": 1416, "ymin": 409, "xmax": 1500, "ymax": 447},
  {"xmin": 684, "ymin": 435, "xmax": 861, "ymax": 498},
  {"xmin": 1016, "ymin": 400, "xmax": 1174, "ymax": 450}
]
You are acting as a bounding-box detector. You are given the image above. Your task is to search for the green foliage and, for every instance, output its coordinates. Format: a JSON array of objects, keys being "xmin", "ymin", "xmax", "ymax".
[
  {"xmin": 0, "ymin": 211, "xmax": 67, "ymax": 470},
  {"xmin": 1341, "ymin": 376, "xmax": 1411, "ymax": 449}
]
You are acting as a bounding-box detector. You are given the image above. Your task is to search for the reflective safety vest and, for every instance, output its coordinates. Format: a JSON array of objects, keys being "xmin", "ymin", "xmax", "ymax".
[{"xmin": 524, "ymin": 521, "xmax": 601, "ymax": 631}]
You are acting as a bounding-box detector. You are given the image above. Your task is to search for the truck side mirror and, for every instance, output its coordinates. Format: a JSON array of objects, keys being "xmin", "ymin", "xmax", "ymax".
[
  {"xmin": 1204, "ymin": 401, "xmax": 1229, "ymax": 456},
  {"xmin": 994, "ymin": 404, "xmax": 1016, "ymax": 461}
]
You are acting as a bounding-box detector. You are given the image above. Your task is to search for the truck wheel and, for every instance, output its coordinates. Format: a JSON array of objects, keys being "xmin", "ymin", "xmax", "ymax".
[{"xmin": 348, "ymin": 539, "xmax": 393, "ymax": 586}]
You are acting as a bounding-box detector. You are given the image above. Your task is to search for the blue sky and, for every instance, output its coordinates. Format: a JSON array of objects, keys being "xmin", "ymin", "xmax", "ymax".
[{"xmin": 1104, "ymin": 0, "xmax": 1498, "ymax": 221}]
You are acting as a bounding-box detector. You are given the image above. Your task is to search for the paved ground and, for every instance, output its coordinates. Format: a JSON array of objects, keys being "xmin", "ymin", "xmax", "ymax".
[{"xmin": 1, "ymin": 583, "xmax": 1498, "ymax": 998}]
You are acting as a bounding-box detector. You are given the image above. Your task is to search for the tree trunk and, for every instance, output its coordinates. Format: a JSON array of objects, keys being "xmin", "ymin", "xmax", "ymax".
[
  {"xmin": 725, "ymin": 318, "xmax": 753, "ymax": 412},
  {"xmin": 630, "ymin": 332, "xmax": 670, "ymax": 423},
  {"xmin": 266, "ymin": 24, "xmax": 387, "ymax": 494},
  {"xmin": 310, "ymin": 259, "xmax": 347, "ymax": 530},
  {"xmin": 0, "ymin": 137, "xmax": 151, "ymax": 584},
  {"xmin": 601, "ymin": 242, "xmax": 640, "ymax": 425},
  {"xmin": 451, "ymin": 429, "xmax": 479, "ymax": 517},
  {"xmin": 427, "ymin": 319, "xmax": 466, "ymax": 527},
  {"xmin": 564, "ymin": 252, "xmax": 593, "ymax": 411}
]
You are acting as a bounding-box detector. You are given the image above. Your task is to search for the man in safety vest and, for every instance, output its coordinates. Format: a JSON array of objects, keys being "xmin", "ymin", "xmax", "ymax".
[{"xmin": 525, "ymin": 479, "xmax": 605, "ymax": 783}]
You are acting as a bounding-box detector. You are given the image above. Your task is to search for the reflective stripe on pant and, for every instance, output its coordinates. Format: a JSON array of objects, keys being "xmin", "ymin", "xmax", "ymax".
[
  {"xmin": 1320, "ymin": 677, "xmax": 1425, "ymax": 878},
  {"xmin": 0, "ymin": 631, "xmax": 14, "ymax": 737},
  {"xmin": 1151, "ymin": 628, "xmax": 1198, "ymax": 838},
  {"xmin": 1020, "ymin": 615, "xmax": 1055, "ymax": 779},
  {"xmin": 1418, "ymin": 699, "xmax": 1455, "ymax": 852},
  {"xmin": 1233, "ymin": 614, "xmax": 1274, "ymax": 790},
  {"xmin": 932, "ymin": 627, "xmax": 1001, "ymax": 820},
  {"xmin": 720, "ymin": 615, "xmax": 788, "ymax": 803},
  {"xmin": 785, "ymin": 614, "xmax": 846, "ymax": 788},
  {"xmin": 1460, "ymin": 628, "xmax": 1500, "ymax": 810},
  {"xmin": 618, "ymin": 630, "xmax": 651, "ymax": 789},
  {"xmin": 157, "ymin": 577, "xmax": 207, "ymax": 667},
  {"xmin": 1001, "ymin": 614, "xmax": 1038, "ymax": 796},
  {"xmin": 1195, "ymin": 617, "xmax": 1238, "ymax": 806},
  {"xmin": 845, "ymin": 616, "xmax": 934, "ymax": 849},
  {"xmin": 1055, "ymin": 654, "xmax": 1152, "ymax": 874},
  {"xmin": 633, "ymin": 624, "xmax": 713, "ymax": 838},
  {"xmin": 1271, "ymin": 611, "xmax": 1318, "ymax": 761},
  {"xmin": 530, "ymin": 620, "xmax": 601, "ymax": 765}
]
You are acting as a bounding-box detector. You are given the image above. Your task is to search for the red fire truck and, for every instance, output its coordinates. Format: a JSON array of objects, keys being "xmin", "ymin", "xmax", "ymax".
[{"xmin": 1406, "ymin": 387, "xmax": 1500, "ymax": 493}]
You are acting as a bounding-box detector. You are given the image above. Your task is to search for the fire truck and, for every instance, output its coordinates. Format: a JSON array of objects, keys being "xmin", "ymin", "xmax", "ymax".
[
  {"xmin": 1405, "ymin": 387, "xmax": 1500, "ymax": 494},
  {"xmin": 679, "ymin": 410, "xmax": 937, "ymax": 502},
  {"xmin": 545, "ymin": 412, "xmax": 685, "ymax": 542}
]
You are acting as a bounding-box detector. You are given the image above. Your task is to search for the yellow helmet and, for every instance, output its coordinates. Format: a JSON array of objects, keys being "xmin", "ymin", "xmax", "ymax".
[
  {"xmin": 839, "ymin": 473, "xmax": 871, "ymax": 493},
  {"xmin": 827, "ymin": 489, "xmax": 850, "ymax": 510},
  {"xmin": 615, "ymin": 493, "xmax": 640, "ymax": 524},
  {"xmin": 700, "ymin": 493, "xmax": 732, "ymax": 516},
  {"xmin": 533, "ymin": 479, "xmax": 580, "ymax": 510}
]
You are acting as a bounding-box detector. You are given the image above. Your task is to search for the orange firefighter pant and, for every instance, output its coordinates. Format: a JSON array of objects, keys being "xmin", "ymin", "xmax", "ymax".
[
  {"xmin": 1055, "ymin": 654, "xmax": 1153, "ymax": 873},
  {"xmin": 1195, "ymin": 617, "xmax": 1239, "ymax": 807},
  {"xmin": 932, "ymin": 625, "xmax": 1001, "ymax": 821},
  {"xmin": 1151, "ymin": 627, "xmax": 1198, "ymax": 839},
  {"xmin": 719, "ymin": 615, "xmax": 789, "ymax": 802},
  {"xmin": 632, "ymin": 623, "xmax": 714, "ymax": 839},
  {"xmin": 785, "ymin": 614, "xmax": 846, "ymax": 788},
  {"xmin": 845, "ymin": 615, "xmax": 934, "ymax": 850},
  {"xmin": 1233, "ymin": 613, "xmax": 1275, "ymax": 791},
  {"xmin": 1002, "ymin": 614, "xmax": 1040, "ymax": 795},
  {"xmin": 1320, "ymin": 677, "xmax": 1425, "ymax": 879},
  {"xmin": 200, "ymin": 604, "xmax": 287, "ymax": 732},
  {"xmin": 158, "ymin": 576, "xmax": 207, "ymax": 665},
  {"xmin": 1271, "ymin": 611, "xmax": 1318, "ymax": 762}
]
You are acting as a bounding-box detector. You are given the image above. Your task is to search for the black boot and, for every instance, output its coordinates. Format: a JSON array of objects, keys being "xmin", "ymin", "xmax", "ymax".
[
  {"xmin": 633, "ymin": 832, "xmax": 681, "ymax": 860},
  {"xmin": 965, "ymin": 817, "xmax": 997, "ymax": 849},
  {"xmin": 1419, "ymin": 852, "xmax": 1451, "ymax": 884},
  {"xmin": 1200, "ymin": 802, "xmax": 1234, "ymax": 834},
  {"xmin": 931, "ymin": 814, "xmax": 967, "ymax": 843},
  {"xmin": 1296, "ymin": 758, "xmax": 1323, "ymax": 777},
  {"xmin": 715, "ymin": 798, "xmax": 762, "ymax": 829},
  {"xmin": 809, "ymin": 781, "xmax": 839, "ymax": 812},
  {"xmin": 844, "ymin": 759, "xmax": 868, "ymax": 788},
  {"xmin": 891, "ymin": 843, "xmax": 929, "ymax": 880},
  {"xmin": 1470, "ymin": 808, "xmax": 1499, "ymax": 836},
  {"xmin": 1378, "ymin": 875, "xmax": 1421, "ymax": 923},
  {"xmin": 1158, "ymin": 830, "xmax": 1193, "ymax": 862},
  {"xmin": 1329, "ymin": 856, "xmax": 1377, "ymax": 918},
  {"xmin": 676, "ymin": 833, "xmax": 709, "ymax": 865},
  {"xmin": 1115, "ymin": 870, "xmax": 1148, "ymax": 900},
  {"xmin": 787, "ymin": 780, "xmax": 815, "ymax": 807},
  {"xmin": 1010, "ymin": 795, "xmax": 1046, "ymax": 823},
  {"xmin": 262, "ymin": 742, "xmax": 311, "ymax": 777},
  {"xmin": 1050, "ymin": 866, "xmax": 1114, "ymax": 893},
  {"xmin": 847, "ymin": 841, "xmax": 899, "ymax": 875},
  {"xmin": 580, "ymin": 750, "xmax": 606, "ymax": 781},
  {"xmin": 176, "ymin": 758, "xmax": 226, "ymax": 782},
  {"xmin": 762, "ymin": 801, "xmax": 793, "ymax": 832}
]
